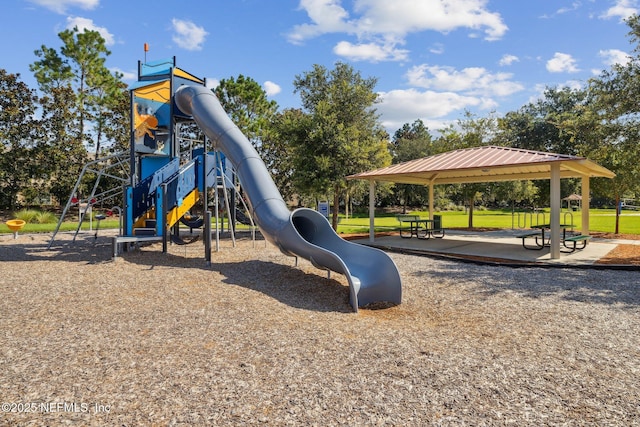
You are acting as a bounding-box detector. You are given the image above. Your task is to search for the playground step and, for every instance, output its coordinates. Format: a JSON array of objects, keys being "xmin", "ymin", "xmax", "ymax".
[
  {"xmin": 134, "ymin": 227, "xmax": 156, "ymax": 236},
  {"xmin": 145, "ymin": 219, "xmax": 157, "ymax": 228},
  {"xmin": 112, "ymin": 235, "xmax": 163, "ymax": 259}
]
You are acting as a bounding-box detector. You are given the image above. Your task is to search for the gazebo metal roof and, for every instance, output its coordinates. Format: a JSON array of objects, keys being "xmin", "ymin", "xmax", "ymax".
[{"xmin": 348, "ymin": 145, "xmax": 615, "ymax": 184}]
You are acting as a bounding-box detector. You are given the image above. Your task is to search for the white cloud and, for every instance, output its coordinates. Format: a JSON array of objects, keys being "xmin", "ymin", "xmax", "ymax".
[
  {"xmin": 555, "ymin": 2, "xmax": 581, "ymax": 16},
  {"xmin": 499, "ymin": 54, "xmax": 519, "ymax": 66},
  {"xmin": 599, "ymin": 0, "xmax": 638, "ymax": 21},
  {"xmin": 205, "ymin": 78, "xmax": 220, "ymax": 89},
  {"xmin": 429, "ymin": 43, "xmax": 445, "ymax": 55},
  {"xmin": 376, "ymin": 63, "xmax": 523, "ymax": 131},
  {"xmin": 263, "ymin": 81, "xmax": 281, "ymax": 96},
  {"xmin": 333, "ymin": 40, "xmax": 408, "ymax": 62},
  {"xmin": 527, "ymin": 84, "xmax": 548, "ymax": 105},
  {"xmin": 478, "ymin": 97, "xmax": 499, "ymax": 110},
  {"xmin": 288, "ymin": 0, "xmax": 354, "ymax": 45},
  {"xmin": 546, "ymin": 52, "xmax": 580, "ymax": 73},
  {"xmin": 110, "ymin": 67, "xmax": 135, "ymax": 81},
  {"xmin": 352, "ymin": 0, "xmax": 508, "ymax": 41},
  {"xmin": 406, "ymin": 64, "xmax": 524, "ymax": 97},
  {"xmin": 376, "ymin": 88, "xmax": 484, "ymax": 131},
  {"xmin": 27, "ymin": 0, "xmax": 98, "ymax": 14},
  {"xmin": 65, "ymin": 16, "xmax": 115, "ymax": 46},
  {"xmin": 171, "ymin": 19, "xmax": 208, "ymax": 51},
  {"xmin": 563, "ymin": 79, "xmax": 584, "ymax": 90},
  {"xmin": 288, "ymin": 0, "xmax": 507, "ymax": 62},
  {"xmin": 599, "ymin": 48, "xmax": 631, "ymax": 67}
]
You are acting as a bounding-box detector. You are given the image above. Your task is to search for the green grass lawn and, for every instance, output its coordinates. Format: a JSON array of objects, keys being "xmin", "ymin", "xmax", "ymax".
[
  {"xmin": 335, "ymin": 208, "xmax": 640, "ymax": 235},
  {"xmin": 0, "ymin": 219, "xmax": 122, "ymax": 235},
  {"xmin": 2, "ymin": 208, "xmax": 639, "ymax": 236}
]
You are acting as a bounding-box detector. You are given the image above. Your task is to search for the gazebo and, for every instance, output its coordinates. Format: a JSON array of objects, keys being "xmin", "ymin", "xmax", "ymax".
[
  {"xmin": 562, "ymin": 194, "xmax": 582, "ymax": 211},
  {"xmin": 348, "ymin": 146, "xmax": 615, "ymax": 259}
]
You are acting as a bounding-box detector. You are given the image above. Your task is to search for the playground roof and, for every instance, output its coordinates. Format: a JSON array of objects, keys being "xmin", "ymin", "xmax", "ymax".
[{"xmin": 348, "ymin": 145, "xmax": 615, "ymax": 185}]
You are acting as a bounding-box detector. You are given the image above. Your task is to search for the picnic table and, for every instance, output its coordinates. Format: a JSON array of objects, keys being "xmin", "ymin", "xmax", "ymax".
[
  {"xmin": 518, "ymin": 224, "xmax": 590, "ymax": 252},
  {"xmin": 396, "ymin": 214, "xmax": 445, "ymax": 240}
]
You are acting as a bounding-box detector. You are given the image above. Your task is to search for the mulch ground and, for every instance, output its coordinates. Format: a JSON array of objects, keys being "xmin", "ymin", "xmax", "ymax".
[{"xmin": 1, "ymin": 231, "xmax": 639, "ymax": 425}]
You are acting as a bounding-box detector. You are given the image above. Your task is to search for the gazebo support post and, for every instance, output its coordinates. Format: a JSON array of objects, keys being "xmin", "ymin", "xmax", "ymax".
[
  {"xmin": 428, "ymin": 181, "xmax": 434, "ymax": 220},
  {"xmin": 550, "ymin": 163, "xmax": 561, "ymax": 259},
  {"xmin": 369, "ymin": 179, "xmax": 375, "ymax": 242},
  {"xmin": 581, "ymin": 175, "xmax": 590, "ymax": 238}
]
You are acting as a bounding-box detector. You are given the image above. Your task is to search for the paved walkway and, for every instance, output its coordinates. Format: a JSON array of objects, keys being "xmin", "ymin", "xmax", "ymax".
[{"xmin": 354, "ymin": 229, "xmax": 639, "ymax": 267}]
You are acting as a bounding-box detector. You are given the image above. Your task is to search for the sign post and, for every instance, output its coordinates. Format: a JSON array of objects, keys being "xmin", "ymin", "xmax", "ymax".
[{"xmin": 318, "ymin": 201, "xmax": 329, "ymax": 218}]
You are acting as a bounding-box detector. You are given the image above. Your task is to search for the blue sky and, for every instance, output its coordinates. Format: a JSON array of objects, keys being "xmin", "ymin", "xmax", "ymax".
[{"xmin": 2, "ymin": 0, "xmax": 638, "ymax": 135}]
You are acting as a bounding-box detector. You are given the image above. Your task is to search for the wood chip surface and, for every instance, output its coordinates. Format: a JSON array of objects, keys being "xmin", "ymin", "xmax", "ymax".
[{"xmin": 1, "ymin": 231, "xmax": 639, "ymax": 425}]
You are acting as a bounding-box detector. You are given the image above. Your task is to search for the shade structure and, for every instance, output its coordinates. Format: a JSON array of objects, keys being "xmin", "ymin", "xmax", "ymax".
[
  {"xmin": 563, "ymin": 193, "xmax": 583, "ymax": 210},
  {"xmin": 348, "ymin": 145, "xmax": 615, "ymax": 185},
  {"xmin": 347, "ymin": 146, "xmax": 615, "ymax": 260}
]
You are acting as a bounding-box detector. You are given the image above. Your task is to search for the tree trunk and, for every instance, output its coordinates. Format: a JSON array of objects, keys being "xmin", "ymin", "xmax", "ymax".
[
  {"xmin": 332, "ymin": 186, "xmax": 340, "ymax": 231},
  {"xmin": 402, "ymin": 187, "xmax": 409, "ymax": 214},
  {"xmin": 615, "ymin": 193, "xmax": 620, "ymax": 234},
  {"xmin": 345, "ymin": 192, "xmax": 350, "ymax": 219},
  {"xmin": 95, "ymin": 122, "xmax": 102, "ymax": 161}
]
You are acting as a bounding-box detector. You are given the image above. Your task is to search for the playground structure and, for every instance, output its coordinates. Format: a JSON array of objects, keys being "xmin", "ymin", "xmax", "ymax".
[
  {"xmin": 50, "ymin": 58, "xmax": 401, "ymax": 312},
  {"xmin": 48, "ymin": 151, "xmax": 130, "ymax": 247}
]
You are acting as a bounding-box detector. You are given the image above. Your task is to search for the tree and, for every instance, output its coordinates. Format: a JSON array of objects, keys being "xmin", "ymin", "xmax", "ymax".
[
  {"xmin": 29, "ymin": 26, "xmax": 125, "ymax": 204},
  {"xmin": 391, "ymin": 120, "xmax": 434, "ymax": 212},
  {"xmin": 86, "ymin": 67, "xmax": 129, "ymax": 158},
  {"xmin": 38, "ymin": 85, "xmax": 89, "ymax": 205},
  {"xmin": 496, "ymin": 87, "xmax": 598, "ymax": 207},
  {"xmin": 436, "ymin": 112, "xmax": 499, "ymax": 227},
  {"xmin": 263, "ymin": 108, "xmax": 309, "ymax": 203},
  {"xmin": 497, "ymin": 87, "xmax": 589, "ymax": 155},
  {"xmin": 31, "ymin": 26, "xmax": 119, "ymax": 153},
  {"xmin": 97, "ymin": 79, "xmax": 130, "ymax": 154},
  {"xmin": 213, "ymin": 74, "xmax": 278, "ymax": 150},
  {"xmin": 586, "ymin": 15, "xmax": 640, "ymax": 232},
  {"xmin": 293, "ymin": 62, "xmax": 392, "ymax": 229},
  {"xmin": 0, "ymin": 70, "xmax": 38, "ymax": 209},
  {"xmin": 493, "ymin": 180, "xmax": 539, "ymax": 213}
]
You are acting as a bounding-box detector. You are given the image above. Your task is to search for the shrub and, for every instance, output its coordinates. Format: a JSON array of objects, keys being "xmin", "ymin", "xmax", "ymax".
[
  {"xmin": 35, "ymin": 211, "xmax": 58, "ymax": 224},
  {"xmin": 13, "ymin": 209, "xmax": 57, "ymax": 224},
  {"xmin": 14, "ymin": 209, "xmax": 40, "ymax": 223}
]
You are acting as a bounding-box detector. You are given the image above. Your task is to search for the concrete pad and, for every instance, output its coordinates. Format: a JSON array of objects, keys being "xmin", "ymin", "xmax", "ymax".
[{"xmin": 354, "ymin": 229, "xmax": 620, "ymax": 266}]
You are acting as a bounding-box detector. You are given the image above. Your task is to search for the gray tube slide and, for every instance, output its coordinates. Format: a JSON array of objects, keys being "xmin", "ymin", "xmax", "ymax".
[{"xmin": 175, "ymin": 85, "xmax": 401, "ymax": 312}]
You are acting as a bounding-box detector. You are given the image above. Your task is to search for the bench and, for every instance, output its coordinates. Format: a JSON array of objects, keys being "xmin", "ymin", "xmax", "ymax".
[
  {"xmin": 517, "ymin": 230, "xmax": 545, "ymax": 250},
  {"xmin": 112, "ymin": 235, "xmax": 163, "ymax": 259},
  {"xmin": 562, "ymin": 234, "xmax": 591, "ymax": 252}
]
